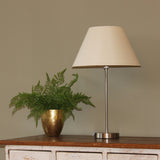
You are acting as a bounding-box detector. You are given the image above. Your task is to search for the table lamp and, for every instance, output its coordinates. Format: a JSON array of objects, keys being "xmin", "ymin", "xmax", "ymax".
[{"xmin": 72, "ymin": 26, "xmax": 140, "ymax": 139}]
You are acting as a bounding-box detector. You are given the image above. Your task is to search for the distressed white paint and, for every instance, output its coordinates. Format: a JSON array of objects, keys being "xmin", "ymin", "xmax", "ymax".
[
  {"xmin": 5, "ymin": 145, "xmax": 160, "ymax": 160},
  {"xmin": 10, "ymin": 150, "xmax": 52, "ymax": 160},
  {"xmin": 57, "ymin": 152, "xmax": 102, "ymax": 160},
  {"xmin": 108, "ymin": 153, "xmax": 157, "ymax": 160}
]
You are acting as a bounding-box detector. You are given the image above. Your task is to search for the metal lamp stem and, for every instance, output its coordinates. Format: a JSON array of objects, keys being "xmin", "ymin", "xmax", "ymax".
[
  {"xmin": 94, "ymin": 66, "xmax": 119, "ymax": 139},
  {"xmin": 104, "ymin": 66, "xmax": 109, "ymax": 133}
]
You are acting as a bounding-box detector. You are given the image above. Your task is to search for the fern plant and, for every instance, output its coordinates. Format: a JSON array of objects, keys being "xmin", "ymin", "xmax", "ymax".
[{"xmin": 9, "ymin": 69, "xmax": 95, "ymax": 126}]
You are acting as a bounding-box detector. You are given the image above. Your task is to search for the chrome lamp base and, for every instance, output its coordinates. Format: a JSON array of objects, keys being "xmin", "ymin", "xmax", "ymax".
[{"xmin": 95, "ymin": 132, "xmax": 119, "ymax": 139}]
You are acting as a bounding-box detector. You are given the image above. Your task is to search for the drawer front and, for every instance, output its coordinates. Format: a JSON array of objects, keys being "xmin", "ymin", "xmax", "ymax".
[
  {"xmin": 10, "ymin": 150, "xmax": 51, "ymax": 160},
  {"xmin": 108, "ymin": 153, "xmax": 157, "ymax": 160},
  {"xmin": 57, "ymin": 152, "xmax": 102, "ymax": 160}
]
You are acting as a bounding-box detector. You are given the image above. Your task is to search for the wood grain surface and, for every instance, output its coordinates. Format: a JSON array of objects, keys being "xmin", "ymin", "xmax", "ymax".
[{"xmin": 1, "ymin": 135, "xmax": 160, "ymax": 149}]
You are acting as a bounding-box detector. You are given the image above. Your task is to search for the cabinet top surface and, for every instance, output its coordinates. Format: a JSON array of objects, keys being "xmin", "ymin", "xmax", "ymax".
[{"xmin": 1, "ymin": 135, "xmax": 160, "ymax": 149}]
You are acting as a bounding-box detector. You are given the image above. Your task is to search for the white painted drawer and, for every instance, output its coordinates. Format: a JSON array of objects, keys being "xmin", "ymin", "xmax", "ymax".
[
  {"xmin": 10, "ymin": 150, "xmax": 51, "ymax": 160},
  {"xmin": 56, "ymin": 151, "xmax": 102, "ymax": 160},
  {"xmin": 108, "ymin": 153, "xmax": 158, "ymax": 160}
]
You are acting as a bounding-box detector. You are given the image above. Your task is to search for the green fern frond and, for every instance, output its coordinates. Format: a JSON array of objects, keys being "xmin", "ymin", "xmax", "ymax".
[
  {"xmin": 9, "ymin": 68, "xmax": 95, "ymax": 127},
  {"xmin": 53, "ymin": 68, "xmax": 66, "ymax": 86},
  {"xmin": 46, "ymin": 73, "xmax": 51, "ymax": 82},
  {"xmin": 67, "ymin": 73, "xmax": 78, "ymax": 88},
  {"xmin": 32, "ymin": 81, "xmax": 44, "ymax": 94}
]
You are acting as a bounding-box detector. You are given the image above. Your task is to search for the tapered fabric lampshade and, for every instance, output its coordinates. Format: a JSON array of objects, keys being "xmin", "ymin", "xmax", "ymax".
[{"xmin": 72, "ymin": 26, "xmax": 140, "ymax": 68}]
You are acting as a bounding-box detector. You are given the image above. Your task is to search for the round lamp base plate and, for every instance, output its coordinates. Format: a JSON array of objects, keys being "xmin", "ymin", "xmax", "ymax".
[{"xmin": 94, "ymin": 132, "xmax": 119, "ymax": 139}]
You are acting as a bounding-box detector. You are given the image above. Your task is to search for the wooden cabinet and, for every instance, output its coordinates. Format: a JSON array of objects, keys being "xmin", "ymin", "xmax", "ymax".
[
  {"xmin": 108, "ymin": 153, "xmax": 158, "ymax": 160},
  {"xmin": 10, "ymin": 150, "xmax": 51, "ymax": 160},
  {"xmin": 57, "ymin": 152, "xmax": 102, "ymax": 160},
  {"xmin": 1, "ymin": 135, "xmax": 160, "ymax": 160}
]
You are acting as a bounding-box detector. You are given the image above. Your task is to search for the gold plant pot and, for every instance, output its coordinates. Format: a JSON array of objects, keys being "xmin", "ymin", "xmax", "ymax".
[{"xmin": 41, "ymin": 109, "xmax": 64, "ymax": 137}]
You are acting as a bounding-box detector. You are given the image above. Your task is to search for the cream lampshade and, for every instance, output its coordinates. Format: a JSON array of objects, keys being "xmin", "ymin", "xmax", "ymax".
[{"xmin": 72, "ymin": 26, "xmax": 140, "ymax": 139}]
